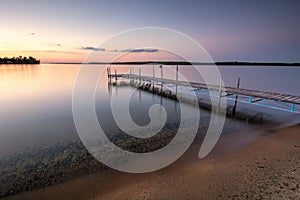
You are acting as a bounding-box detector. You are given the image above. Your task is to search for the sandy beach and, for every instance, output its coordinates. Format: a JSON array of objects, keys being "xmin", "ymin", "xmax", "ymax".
[
  {"xmin": 5, "ymin": 123, "xmax": 299, "ymax": 200},
  {"xmin": 1, "ymin": 0, "xmax": 300, "ymax": 199}
]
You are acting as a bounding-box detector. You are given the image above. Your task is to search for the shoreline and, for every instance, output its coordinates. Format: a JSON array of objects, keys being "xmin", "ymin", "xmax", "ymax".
[
  {"xmin": 4, "ymin": 123, "xmax": 300, "ymax": 199},
  {"xmin": 43, "ymin": 61, "xmax": 300, "ymax": 66}
]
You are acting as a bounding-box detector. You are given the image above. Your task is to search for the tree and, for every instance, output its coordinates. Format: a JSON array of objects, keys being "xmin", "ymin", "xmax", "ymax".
[{"xmin": 0, "ymin": 56, "xmax": 40, "ymax": 64}]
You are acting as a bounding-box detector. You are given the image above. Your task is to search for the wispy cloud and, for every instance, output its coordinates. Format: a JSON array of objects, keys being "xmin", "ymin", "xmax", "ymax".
[
  {"xmin": 120, "ymin": 48, "xmax": 158, "ymax": 53},
  {"xmin": 79, "ymin": 46, "xmax": 106, "ymax": 51},
  {"xmin": 79, "ymin": 46, "xmax": 158, "ymax": 53},
  {"xmin": 40, "ymin": 42, "xmax": 62, "ymax": 47},
  {"xmin": 30, "ymin": 32, "xmax": 35, "ymax": 36}
]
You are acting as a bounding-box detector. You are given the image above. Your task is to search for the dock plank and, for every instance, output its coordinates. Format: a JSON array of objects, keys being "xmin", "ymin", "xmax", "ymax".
[{"xmin": 109, "ymin": 74, "xmax": 300, "ymax": 104}]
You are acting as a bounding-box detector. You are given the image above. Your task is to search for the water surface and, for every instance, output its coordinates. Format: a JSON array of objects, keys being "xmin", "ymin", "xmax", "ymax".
[{"xmin": 0, "ymin": 64, "xmax": 299, "ymax": 156}]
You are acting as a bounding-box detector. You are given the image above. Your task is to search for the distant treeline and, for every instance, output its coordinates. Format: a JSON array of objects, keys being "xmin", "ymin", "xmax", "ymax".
[
  {"xmin": 50, "ymin": 61, "xmax": 300, "ymax": 66},
  {"xmin": 0, "ymin": 56, "xmax": 40, "ymax": 64},
  {"xmin": 100, "ymin": 61, "xmax": 300, "ymax": 66}
]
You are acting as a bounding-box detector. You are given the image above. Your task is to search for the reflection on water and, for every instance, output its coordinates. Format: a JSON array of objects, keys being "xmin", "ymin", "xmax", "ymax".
[
  {"xmin": 0, "ymin": 64, "xmax": 299, "ymax": 197},
  {"xmin": 0, "ymin": 64, "xmax": 300, "ymax": 156},
  {"xmin": 0, "ymin": 64, "xmax": 80, "ymax": 155}
]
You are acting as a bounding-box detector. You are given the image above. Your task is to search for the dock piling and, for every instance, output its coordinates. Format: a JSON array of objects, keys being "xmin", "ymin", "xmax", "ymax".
[
  {"xmin": 218, "ymin": 76, "xmax": 223, "ymax": 109},
  {"xmin": 176, "ymin": 65, "xmax": 179, "ymax": 96},
  {"xmin": 152, "ymin": 65, "xmax": 155, "ymax": 91},
  {"xmin": 129, "ymin": 68, "xmax": 132, "ymax": 85},
  {"xmin": 232, "ymin": 77, "xmax": 241, "ymax": 116},
  {"xmin": 109, "ymin": 68, "xmax": 112, "ymax": 82},
  {"xmin": 249, "ymin": 96, "xmax": 253, "ymax": 103},
  {"xmin": 160, "ymin": 65, "xmax": 163, "ymax": 93},
  {"xmin": 139, "ymin": 68, "xmax": 141, "ymax": 85},
  {"xmin": 292, "ymin": 103, "xmax": 295, "ymax": 112}
]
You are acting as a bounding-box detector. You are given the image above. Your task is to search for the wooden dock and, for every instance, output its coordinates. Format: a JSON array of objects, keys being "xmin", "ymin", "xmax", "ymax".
[{"xmin": 108, "ymin": 71, "xmax": 300, "ymax": 113}]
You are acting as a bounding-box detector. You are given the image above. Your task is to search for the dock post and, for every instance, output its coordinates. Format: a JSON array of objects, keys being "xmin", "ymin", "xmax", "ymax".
[
  {"xmin": 232, "ymin": 77, "xmax": 240, "ymax": 116},
  {"xmin": 107, "ymin": 68, "xmax": 109, "ymax": 83},
  {"xmin": 129, "ymin": 68, "xmax": 131, "ymax": 85},
  {"xmin": 138, "ymin": 68, "xmax": 142, "ymax": 100},
  {"xmin": 152, "ymin": 65, "xmax": 155, "ymax": 91},
  {"xmin": 218, "ymin": 76, "xmax": 223, "ymax": 110},
  {"xmin": 139, "ymin": 68, "xmax": 141, "ymax": 85},
  {"xmin": 160, "ymin": 65, "xmax": 163, "ymax": 93},
  {"xmin": 291, "ymin": 103, "xmax": 295, "ymax": 112},
  {"xmin": 114, "ymin": 69, "xmax": 117, "ymax": 81},
  {"xmin": 109, "ymin": 68, "xmax": 112, "ymax": 83},
  {"xmin": 132, "ymin": 67, "xmax": 134, "ymax": 78},
  {"xmin": 107, "ymin": 68, "xmax": 110, "ymax": 83},
  {"xmin": 175, "ymin": 65, "xmax": 179, "ymax": 96}
]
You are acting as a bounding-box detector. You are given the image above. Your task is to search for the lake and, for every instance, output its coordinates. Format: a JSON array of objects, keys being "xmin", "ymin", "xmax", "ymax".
[
  {"xmin": 0, "ymin": 64, "xmax": 300, "ymax": 156},
  {"xmin": 1, "ymin": 64, "xmax": 300, "ymax": 196}
]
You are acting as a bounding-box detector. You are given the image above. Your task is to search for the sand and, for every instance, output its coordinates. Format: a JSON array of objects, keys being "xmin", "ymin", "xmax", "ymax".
[{"xmin": 5, "ymin": 124, "xmax": 300, "ymax": 200}]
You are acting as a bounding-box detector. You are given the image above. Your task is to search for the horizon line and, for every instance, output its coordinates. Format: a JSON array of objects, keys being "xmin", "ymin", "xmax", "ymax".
[{"xmin": 43, "ymin": 61, "xmax": 300, "ymax": 66}]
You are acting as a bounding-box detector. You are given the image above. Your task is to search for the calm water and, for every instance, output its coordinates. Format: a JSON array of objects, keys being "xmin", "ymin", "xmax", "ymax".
[{"xmin": 0, "ymin": 64, "xmax": 299, "ymax": 156}]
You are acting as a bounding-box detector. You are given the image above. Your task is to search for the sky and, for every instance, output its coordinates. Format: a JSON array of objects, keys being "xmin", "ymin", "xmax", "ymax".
[{"xmin": 0, "ymin": 0, "xmax": 299, "ymax": 63}]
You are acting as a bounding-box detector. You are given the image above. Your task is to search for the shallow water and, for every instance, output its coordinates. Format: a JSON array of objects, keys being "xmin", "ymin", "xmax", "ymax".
[
  {"xmin": 1, "ymin": 64, "xmax": 300, "ymax": 197},
  {"xmin": 0, "ymin": 64, "xmax": 299, "ymax": 156}
]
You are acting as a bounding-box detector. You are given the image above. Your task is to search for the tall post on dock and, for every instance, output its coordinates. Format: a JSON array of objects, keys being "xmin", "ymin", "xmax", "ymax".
[
  {"xmin": 232, "ymin": 77, "xmax": 240, "ymax": 116},
  {"xmin": 138, "ymin": 68, "xmax": 141, "ymax": 100},
  {"xmin": 175, "ymin": 65, "xmax": 179, "ymax": 96},
  {"xmin": 139, "ymin": 68, "xmax": 141, "ymax": 84},
  {"xmin": 114, "ymin": 69, "xmax": 117, "ymax": 81},
  {"xmin": 153, "ymin": 65, "xmax": 155, "ymax": 78},
  {"xmin": 291, "ymin": 103, "xmax": 295, "ymax": 112},
  {"xmin": 109, "ymin": 68, "xmax": 112, "ymax": 83},
  {"xmin": 218, "ymin": 76, "xmax": 223, "ymax": 110},
  {"xmin": 132, "ymin": 67, "xmax": 134, "ymax": 79},
  {"xmin": 152, "ymin": 65, "xmax": 155, "ymax": 91},
  {"xmin": 129, "ymin": 68, "xmax": 132, "ymax": 85},
  {"xmin": 160, "ymin": 65, "xmax": 163, "ymax": 105},
  {"xmin": 107, "ymin": 68, "xmax": 109, "ymax": 82},
  {"xmin": 160, "ymin": 65, "xmax": 163, "ymax": 93}
]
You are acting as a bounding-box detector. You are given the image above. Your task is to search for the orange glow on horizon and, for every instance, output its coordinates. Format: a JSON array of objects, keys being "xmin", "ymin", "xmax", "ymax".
[
  {"xmin": 0, "ymin": 50, "xmax": 87, "ymax": 63},
  {"xmin": 0, "ymin": 49, "xmax": 184, "ymax": 63}
]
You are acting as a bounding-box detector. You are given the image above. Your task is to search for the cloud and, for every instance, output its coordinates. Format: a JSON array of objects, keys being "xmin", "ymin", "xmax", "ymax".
[
  {"xmin": 80, "ymin": 46, "xmax": 106, "ymax": 51},
  {"xmin": 79, "ymin": 46, "xmax": 158, "ymax": 53},
  {"xmin": 121, "ymin": 48, "xmax": 158, "ymax": 53},
  {"xmin": 40, "ymin": 42, "xmax": 62, "ymax": 47},
  {"xmin": 30, "ymin": 33, "xmax": 35, "ymax": 36}
]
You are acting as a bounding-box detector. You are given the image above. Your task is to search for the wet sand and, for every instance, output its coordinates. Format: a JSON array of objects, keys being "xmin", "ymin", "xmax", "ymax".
[{"xmin": 5, "ymin": 124, "xmax": 300, "ymax": 200}]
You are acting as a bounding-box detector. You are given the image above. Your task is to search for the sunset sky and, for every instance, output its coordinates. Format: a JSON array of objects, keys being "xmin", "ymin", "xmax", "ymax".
[{"xmin": 0, "ymin": 0, "xmax": 299, "ymax": 63}]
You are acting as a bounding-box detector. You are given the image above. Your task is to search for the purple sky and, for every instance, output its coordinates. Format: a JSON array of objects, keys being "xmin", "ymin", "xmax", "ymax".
[{"xmin": 0, "ymin": 0, "xmax": 299, "ymax": 62}]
